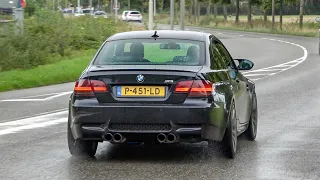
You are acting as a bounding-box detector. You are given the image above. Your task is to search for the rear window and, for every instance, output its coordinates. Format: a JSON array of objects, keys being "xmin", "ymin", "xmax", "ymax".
[
  {"xmin": 129, "ymin": 11, "xmax": 141, "ymax": 15},
  {"xmin": 93, "ymin": 39, "xmax": 205, "ymax": 66},
  {"xmin": 83, "ymin": 9, "xmax": 91, "ymax": 14}
]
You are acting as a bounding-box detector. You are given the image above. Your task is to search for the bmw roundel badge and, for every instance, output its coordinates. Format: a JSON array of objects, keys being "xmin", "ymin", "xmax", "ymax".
[{"xmin": 136, "ymin": 74, "xmax": 145, "ymax": 83}]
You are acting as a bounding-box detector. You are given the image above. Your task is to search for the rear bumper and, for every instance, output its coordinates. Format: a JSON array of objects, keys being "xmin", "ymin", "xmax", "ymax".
[
  {"xmin": 127, "ymin": 17, "xmax": 142, "ymax": 21},
  {"xmin": 69, "ymin": 100, "xmax": 228, "ymax": 143}
]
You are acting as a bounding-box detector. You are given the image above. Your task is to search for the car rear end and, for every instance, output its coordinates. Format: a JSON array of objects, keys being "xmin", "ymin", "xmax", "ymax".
[
  {"xmin": 126, "ymin": 11, "xmax": 143, "ymax": 22},
  {"xmin": 69, "ymin": 35, "xmax": 225, "ymax": 145}
]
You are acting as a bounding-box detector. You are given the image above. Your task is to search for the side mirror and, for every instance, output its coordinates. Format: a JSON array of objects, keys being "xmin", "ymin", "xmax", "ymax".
[
  {"xmin": 316, "ymin": 17, "xmax": 320, "ymax": 22},
  {"xmin": 234, "ymin": 59, "xmax": 254, "ymax": 70}
]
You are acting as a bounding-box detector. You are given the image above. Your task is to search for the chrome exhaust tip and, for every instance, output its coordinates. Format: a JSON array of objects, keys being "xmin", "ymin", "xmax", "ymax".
[
  {"xmin": 167, "ymin": 133, "xmax": 177, "ymax": 143},
  {"xmin": 157, "ymin": 133, "xmax": 167, "ymax": 143},
  {"xmin": 104, "ymin": 133, "xmax": 113, "ymax": 141},
  {"xmin": 113, "ymin": 133, "xmax": 124, "ymax": 143}
]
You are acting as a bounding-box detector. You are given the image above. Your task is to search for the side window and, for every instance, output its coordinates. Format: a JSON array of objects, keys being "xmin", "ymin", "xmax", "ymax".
[
  {"xmin": 209, "ymin": 39, "xmax": 227, "ymax": 70},
  {"xmin": 210, "ymin": 38, "xmax": 236, "ymax": 70},
  {"xmin": 216, "ymin": 42, "xmax": 235, "ymax": 69}
]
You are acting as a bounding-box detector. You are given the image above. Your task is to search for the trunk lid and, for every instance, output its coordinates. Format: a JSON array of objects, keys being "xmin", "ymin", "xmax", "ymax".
[{"xmin": 87, "ymin": 65, "xmax": 203, "ymax": 104}]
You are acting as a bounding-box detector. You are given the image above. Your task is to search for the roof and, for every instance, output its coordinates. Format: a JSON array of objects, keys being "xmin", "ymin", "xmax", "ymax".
[
  {"xmin": 0, "ymin": 0, "xmax": 14, "ymax": 8},
  {"xmin": 107, "ymin": 30, "xmax": 210, "ymax": 42}
]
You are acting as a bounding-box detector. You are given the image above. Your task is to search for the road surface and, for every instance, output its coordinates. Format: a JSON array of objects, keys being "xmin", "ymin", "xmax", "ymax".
[{"xmin": 0, "ymin": 26, "xmax": 319, "ymax": 180}]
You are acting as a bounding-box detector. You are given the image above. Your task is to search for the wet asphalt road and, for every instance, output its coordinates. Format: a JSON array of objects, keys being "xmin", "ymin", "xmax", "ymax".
[{"xmin": 0, "ymin": 26, "xmax": 320, "ymax": 180}]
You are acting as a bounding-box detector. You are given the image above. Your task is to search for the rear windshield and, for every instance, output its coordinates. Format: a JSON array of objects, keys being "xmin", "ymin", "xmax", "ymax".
[
  {"xmin": 129, "ymin": 11, "xmax": 141, "ymax": 14},
  {"xmin": 93, "ymin": 39, "xmax": 205, "ymax": 66},
  {"xmin": 82, "ymin": 9, "xmax": 91, "ymax": 14}
]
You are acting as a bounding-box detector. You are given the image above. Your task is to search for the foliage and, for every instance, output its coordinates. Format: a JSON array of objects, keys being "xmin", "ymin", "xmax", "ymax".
[
  {"xmin": 0, "ymin": 9, "xmax": 118, "ymax": 71},
  {"xmin": 0, "ymin": 50, "xmax": 96, "ymax": 92}
]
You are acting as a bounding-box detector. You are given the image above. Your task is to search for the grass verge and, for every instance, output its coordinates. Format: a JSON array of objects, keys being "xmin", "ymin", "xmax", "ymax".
[
  {"xmin": 0, "ymin": 50, "xmax": 95, "ymax": 92},
  {"xmin": 154, "ymin": 14, "xmax": 319, "ymax": 37}
]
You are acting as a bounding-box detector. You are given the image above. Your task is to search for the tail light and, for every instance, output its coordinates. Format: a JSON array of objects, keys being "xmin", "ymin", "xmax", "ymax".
[
  {"xmin": 74, "ymin": 79, "xmax": 107, "ymax": 96},
  {"xmin": 174, "ymin": 80, "xmax": 214, "ymax": 97}
]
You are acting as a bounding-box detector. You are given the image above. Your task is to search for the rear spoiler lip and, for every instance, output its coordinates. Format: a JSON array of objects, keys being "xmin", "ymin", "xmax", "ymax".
[{"xmin": 87, "ymin": 65, "xmax": 204, "ymax": 73}]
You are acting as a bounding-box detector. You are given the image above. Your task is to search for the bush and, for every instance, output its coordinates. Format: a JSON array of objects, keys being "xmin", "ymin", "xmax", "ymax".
[{"xmin": 0, "ymin": 9, "xmax": 118, "ymax": 71}]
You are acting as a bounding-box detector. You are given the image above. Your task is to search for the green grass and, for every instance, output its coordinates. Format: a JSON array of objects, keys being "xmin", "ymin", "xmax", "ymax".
[
  {"xmin": 154, "ymin": 14, "xmax": 320, "ymax": 37},
  {"xmin": 0, "ymin": 50, "xmax": 96, "ymax": 92},
  {"xmin": 200, "ymin": 22, "xmax": 318, "ymax": 37}
]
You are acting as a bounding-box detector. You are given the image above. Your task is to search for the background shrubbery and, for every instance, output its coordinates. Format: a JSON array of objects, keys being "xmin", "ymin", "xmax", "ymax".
[{"xmin": 0, "ymin": 10, "xmax": 119, "ymax": 71}]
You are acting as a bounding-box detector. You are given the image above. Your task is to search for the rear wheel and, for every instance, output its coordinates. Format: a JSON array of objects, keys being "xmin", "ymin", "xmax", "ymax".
[
  {"xmin": 246, "ymin": 93, "xmax": 258, "ymax": 140},
  {"xmin": 67, "ymin": 115, "xmax": 98, "ymax": 157},
  {"xmin": 222, "ymin": 102, "xmax": 237, "ymax": 158}
]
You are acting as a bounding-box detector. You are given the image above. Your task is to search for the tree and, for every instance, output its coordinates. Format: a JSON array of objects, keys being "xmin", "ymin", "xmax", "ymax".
[
  {"xmin": 272, "ymin": 0, "xmax": 275, "ymax": 30},
  {"xmin": 207, "ymin": 0, "xmax": 212, "ymax": 15},
  {"xmin": 194, "ymin": 0, "xmax": 198, "ymax": 23},
  {"xmin": 260, "ymin": 0, "xmax": 272, "ymax": 26},
  {"xmin": 299, "ymin": 0, "xmax": 304, "ymax": 29},
  {"xmin": 284, "ymin": 0, "xmax": 302, "ymax": 28},
  {"xmin": 220, "ymin": 0, "xmax": 231, "ymax": 21},
  {"xmin": 235, "ymin": 0, "xmax": 240, "ymax": 23},
  {"xmin": 213, "ymin": 3, "xmax": 217, "ymax": 19},
  {"xmin": 248, "ymin": 0, "xmax": 252, "ymax": 23},
  {"xmin": 280, "ymin": 0, "xmax": 283, "ymax": 30},
  {"xmin": 248, "ymin": 0, "xmax": 261, "ymax": 25},
  {"xmin": 223, "ymin": 4, "xmax": 227, "ymax": 20}
]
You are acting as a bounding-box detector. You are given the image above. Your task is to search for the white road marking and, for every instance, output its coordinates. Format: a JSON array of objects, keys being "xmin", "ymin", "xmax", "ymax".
[
  {"xmin": 239, "ymin": 35, "xmax": 244, "ymax": 37},
  {"xmin": 0, "ymin": 111, "xmax": 68, "ymax": 136},
  {"xmin": 0, "ymin": 119, "xmax": 66, "ymax": 136},
  {"xmin": 243, "ymin": 38, "xmax": 308, "ymax": 81},
  {"xmin": 244, "ymin": 73, "xmax": 269, "ymax": 77},
  {"xmin": 21, "ymin": 92, "xmax": 63, "ymax": 98},
  {"xmin": 1, "ymin": 91, "xmax": 72, "ymax": 102},
  {"xmin": 0, "ymin": 109, "xmax": 68, "ymax": 125},
  {"xmin": 250, "ymin": 68, "xmax": 284, "ymax": 72}
]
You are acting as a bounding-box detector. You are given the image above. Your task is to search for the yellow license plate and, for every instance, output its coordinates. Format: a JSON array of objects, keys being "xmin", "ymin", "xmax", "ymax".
[{"xmin": 117, "ymin": 86, "xmax": 166, "ymax": 97}]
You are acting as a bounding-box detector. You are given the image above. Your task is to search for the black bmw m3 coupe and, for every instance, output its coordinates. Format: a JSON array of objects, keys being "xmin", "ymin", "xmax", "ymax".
[{"xmin": 68, "ymin": 30, "xmax": 258, "ymax": 158}]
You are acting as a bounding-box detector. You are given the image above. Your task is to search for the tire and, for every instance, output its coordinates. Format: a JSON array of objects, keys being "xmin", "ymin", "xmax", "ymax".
[
  {"xmin": 222, "ymin": 102, "xmax": 238, "ymax": 158},
  {"xmin": 246, "ymin": 93, "xmax": 258, "ymax": 141},
  {"xmin": 67, "ymin": 115, "xmax": 98, "ymax": 157}
]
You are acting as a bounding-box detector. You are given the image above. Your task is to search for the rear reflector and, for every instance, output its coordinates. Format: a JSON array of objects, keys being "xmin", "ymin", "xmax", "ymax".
[
  {"xmin": 174, "ymin": 80, "xmax": 213, "ymax": 97},
  {"xmin": 74, "ymin": 79, "xmax": 107, "ymax": 96}
]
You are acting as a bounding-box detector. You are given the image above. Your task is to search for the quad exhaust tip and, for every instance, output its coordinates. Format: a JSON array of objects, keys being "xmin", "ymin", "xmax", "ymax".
[
  {"xmin": 157, "ymin": 133, "xmax": 167, "ymax": 143},
  {"xmin": 167, "ymin": 133, "xmax": 177, "ymax": 143},
  {"xmin": 113, "ymin": 133, "xmax": 124, "ymax": 143},
  {"xmin": 104, "ymin": 133, "xmax": 113, "ymax": 141}
]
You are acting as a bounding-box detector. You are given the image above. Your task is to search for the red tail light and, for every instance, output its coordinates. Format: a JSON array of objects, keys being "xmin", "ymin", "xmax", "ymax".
[
  {"xmin": 174, "ymin": 80, "xmax": 193, "ymax": 92},
  {"xmin": 174, "ymin": 80, "xmax": 213, "ymax": 97},
  {"xmin": 74, "ymin": 79, "xmax": 107, "ymax": 96}
]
